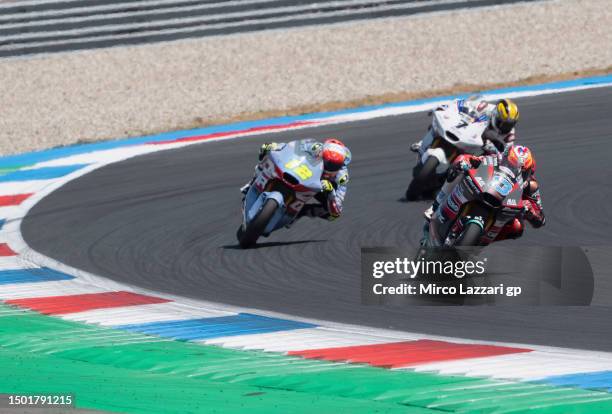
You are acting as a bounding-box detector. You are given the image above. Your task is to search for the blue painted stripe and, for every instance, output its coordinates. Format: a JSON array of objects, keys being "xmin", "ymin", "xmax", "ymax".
[
  {"xmin": 0, "ymin": 164, "xmax": 88, "ymax": 182},
  {"xmin": 0, "ymin": 219, "xmax": 5, "ymax": 231},
  {"xmin": 0, "ymin": 267, "xmax": 75, "ymax": 285},
  {"xmin": 1, "ymin": 75, "xmax": 611, "ymax": 169},
  {"xmin": 117, "ymin": 313, "xmax": 316, "ymax": 341},
  {"xmin": 540, "ymin": 371, "xmax": 612, "ymax": 392}
]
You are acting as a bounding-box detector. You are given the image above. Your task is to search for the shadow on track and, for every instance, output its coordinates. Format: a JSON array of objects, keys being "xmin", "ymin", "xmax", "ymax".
[{"xmin": 221, "ymin": 239, "xmax": 327, "ymax": 250}]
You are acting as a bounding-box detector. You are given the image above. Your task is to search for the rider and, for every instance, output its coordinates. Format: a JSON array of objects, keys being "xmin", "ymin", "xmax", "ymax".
[
  {"xmin": 242, "ymin": 138, "xmax": 351, "ymax": 221},
  {"xmin": 421, "ymin": 144, "xmax": 545, "ymax": 244},
  {"xmin": 411, "ymin": 97, "xmax": 520, "ymax": 155}
]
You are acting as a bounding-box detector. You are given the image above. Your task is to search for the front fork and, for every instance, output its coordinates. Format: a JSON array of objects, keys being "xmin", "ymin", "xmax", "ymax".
[{"xmin": 445, "ymin": 203, "xmax": 493, "ymax": 246}]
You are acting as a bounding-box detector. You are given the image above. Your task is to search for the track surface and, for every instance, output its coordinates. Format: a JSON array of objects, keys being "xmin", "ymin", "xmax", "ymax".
[
  {"xmin": 0, "ymin": 0, "xmax": 540, "ymax": 58},
  {"xmin": 24, "ymin": 87, "xmax": 612, "ymax": 351}
]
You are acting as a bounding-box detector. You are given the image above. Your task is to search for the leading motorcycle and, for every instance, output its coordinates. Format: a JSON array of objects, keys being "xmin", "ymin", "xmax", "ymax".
[
  {"xmin": 237, "ymin": 142, "xmax": 323, "ymax": 248},
  {"xmin": 424, "ymin": 156, "xmax": 525, "ymax": 247}
]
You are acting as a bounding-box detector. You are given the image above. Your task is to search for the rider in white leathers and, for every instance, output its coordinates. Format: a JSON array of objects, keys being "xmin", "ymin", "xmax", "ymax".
[
  {"xmin": 241, "ymin": 138, "xmax": 351, "ymax": 221},
  {"xmin": 412, "ymin": 96, "xmax": 520, "ymax": 155}
]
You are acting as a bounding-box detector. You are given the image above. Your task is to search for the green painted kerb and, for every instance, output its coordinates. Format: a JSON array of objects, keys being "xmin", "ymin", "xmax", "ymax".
[
  {"xmin": 0, "ymin": 165, "xmax": 27, "ymax": 176},
  {"xmin": 0, "ymin": 304, "xmax": 611, "ymax": 413}
]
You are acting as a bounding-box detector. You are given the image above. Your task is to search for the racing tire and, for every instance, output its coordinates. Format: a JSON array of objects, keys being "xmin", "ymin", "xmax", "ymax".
[
  {"xmin": 405, "ymin": 157, "xmax": 439, "ymax": 201},
  {"xmin": 237, "ymin": 198, "xmax": 278, "ymax": 248},
  {"xmin": 454, "ymin": 221, "xmax": 484, "ymax": 247}
]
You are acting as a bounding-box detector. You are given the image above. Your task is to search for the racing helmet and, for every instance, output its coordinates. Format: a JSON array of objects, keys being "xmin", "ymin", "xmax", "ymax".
[
  {"xmin": 502, "ymin": 144, "xmax": 535, "ymax": 174},
  {"xmin": 491, "ymin": 99, "xmax": 519, "ymax": 134},
  {"xmin": 321, "ymin": 138, "xmax": 350, "ymax": 172}
]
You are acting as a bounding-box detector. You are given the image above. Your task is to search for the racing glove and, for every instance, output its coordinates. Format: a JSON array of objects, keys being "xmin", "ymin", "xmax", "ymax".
[
  {"xmin": 321, "ymin": 179, "xmax": 334, "ymax": 193},
  {"xmin": 454, "ymin": 155, "xmax": 480, "ymax": 172},
  {"xmin": 522, "ymin": 199, "xmax": 546, "ymax": 228},
  {"xmin": 448, "ymin": 155, "xmax": 481, "ymax": 182},
  {"xmin": 259, "ymin": 142, "xmax": 277, "ymax": 160},
  {"xmin": 457, "ymin": 159, "xmax": 471, "ymax": 172}
]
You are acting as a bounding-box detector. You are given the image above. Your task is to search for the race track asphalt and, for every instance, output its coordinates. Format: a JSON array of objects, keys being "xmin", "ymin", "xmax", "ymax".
[{"xmin": 23, "ymin": 86, "xmax": 612, "ymax": 351}]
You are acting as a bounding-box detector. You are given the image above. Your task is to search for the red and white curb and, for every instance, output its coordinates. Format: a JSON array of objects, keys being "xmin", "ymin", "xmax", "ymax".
[{"xmin": 2, "ymin": 78, "xmax": 612, "ymax": 384}]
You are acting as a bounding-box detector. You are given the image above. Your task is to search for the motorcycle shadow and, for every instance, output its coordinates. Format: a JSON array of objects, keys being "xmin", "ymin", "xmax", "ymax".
[
  {"xmin": 397, "ymin": 192, "xmax": 437, "ymax": 203},
  {"xmin": 222, "ymin": 239, "xmax": 326, "ymax": 250}
]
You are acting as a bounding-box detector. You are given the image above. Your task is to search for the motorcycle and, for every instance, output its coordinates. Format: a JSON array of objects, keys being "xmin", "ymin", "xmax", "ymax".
[
  {"xmin": 405, "ymin": 99, "xmax": 487, "ymax": 200},
  {"xmin": 425, "ymin": 156, "xmax": 525, "ymax": 247},
  {"xmin": 237, "ymin": 141, "xmax": 323, "ymax": 248}
]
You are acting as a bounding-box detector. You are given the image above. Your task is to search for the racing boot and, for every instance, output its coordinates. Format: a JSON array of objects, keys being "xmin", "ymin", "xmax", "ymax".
[
  {"xmin": 421, "ymin": 200, "xmax": 440, "ymax": 246},
  {"xmin": 299, "ymin": 204, "xmax": 328, "ymax": 219},
  {"xmin": 420, "ymin": 220, "xmax": 430, "ymax": 246},
  {"xmin": 424, "ymin": 205, "xmax": 434, "ymax": 221},
  {"xmin": 284, "ymin": 204, "xmax": 323, "ymax": 229},
  {"xmin": 410, "ymin": 141, "xmax": 422, "ymax": 153}
]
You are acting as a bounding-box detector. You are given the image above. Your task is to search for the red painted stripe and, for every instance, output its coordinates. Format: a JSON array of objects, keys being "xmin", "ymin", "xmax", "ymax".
[
  {"xmin": 0, "ymin": 243, "xmax": 16, "ymax": 256},
  {"xmin": 0, "ymin": 193, "xmax": 33, "ymax": 206},
  {"xmin": 288, "ymin": 339, "xmax": 531, "ymax": 369},
  {"xmin": 6, "ymin": 291, "xmax": 171, "ymax": 315},
  {"xmin": 150, "ymin": 120, "xmax": 319, "ymax": 145}
]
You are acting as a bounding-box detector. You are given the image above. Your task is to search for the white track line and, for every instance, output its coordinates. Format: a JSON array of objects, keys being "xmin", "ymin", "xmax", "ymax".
[{"xmin": 0, "ymin": 1, "xmax": 480, "ymax": 49}]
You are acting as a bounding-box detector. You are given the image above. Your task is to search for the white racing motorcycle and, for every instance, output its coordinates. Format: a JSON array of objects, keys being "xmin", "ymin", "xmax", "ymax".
[
  {"xmin": 405, "ymin": 98, "xmax": 488, "ymax": 200},
  {"xmin": 237, "ymin": 141, "xmax": 323, "ymax": 248}
]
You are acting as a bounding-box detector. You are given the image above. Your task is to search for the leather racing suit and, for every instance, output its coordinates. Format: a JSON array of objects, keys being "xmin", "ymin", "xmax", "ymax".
[
  {"xmin": 424, "ymin": 152, "xmax": 545, "ymax": 244},
  {"xmin": 256, "ymin": 139, "xmax": 350, "ymax": 221}
]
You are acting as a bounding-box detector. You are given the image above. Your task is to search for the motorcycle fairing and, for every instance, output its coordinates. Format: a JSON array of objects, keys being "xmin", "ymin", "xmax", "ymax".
[
  {"xmin": 242, "ymin": 141, "xmax": 323, "ymax": 235},
  {"xmin": 420, "ymin": 102, "xmax": 488, "ymax": 175},
  {"xmin": 430, "ymin": 163, "xmax": 524, "ymax": 246}
]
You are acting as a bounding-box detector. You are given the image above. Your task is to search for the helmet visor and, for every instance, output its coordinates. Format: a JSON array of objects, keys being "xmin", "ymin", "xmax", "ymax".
[
  {"xmin": 495, "ymin": 118, "xmax": 516, "ymax": 134},
  {"xmin": 323, "ymin": 159, "xmax": 343, "ymax": 172}
]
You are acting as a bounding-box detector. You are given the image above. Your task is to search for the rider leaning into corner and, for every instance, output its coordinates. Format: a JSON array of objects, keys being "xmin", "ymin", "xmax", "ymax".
[
  {"xmin": 421, "ymin": 144, "xmax": 546, "ymax": 245},
  {"xmin": 241, "ymin": 138, "xmax": 351, "ymax": 222},
  {"xmin": 412, "ymin": 96, "xmax": 521, "ymax": 155}
]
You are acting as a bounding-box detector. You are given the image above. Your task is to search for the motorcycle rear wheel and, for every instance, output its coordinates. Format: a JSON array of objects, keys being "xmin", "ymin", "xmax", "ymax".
[{"xmin": 238, "ymin": 198, "xmax": 278, "ymax": 248}]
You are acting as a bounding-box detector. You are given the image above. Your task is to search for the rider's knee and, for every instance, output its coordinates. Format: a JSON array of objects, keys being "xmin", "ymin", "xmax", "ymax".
[{"xmin": 506, "ymin": 219, "xmax": 524, "ymax": 239}]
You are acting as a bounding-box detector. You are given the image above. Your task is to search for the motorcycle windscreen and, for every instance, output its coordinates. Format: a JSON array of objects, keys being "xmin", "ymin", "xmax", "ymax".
[{"xmin": 271, "ymin": 144, "xmax": 324, "ymax": 192}]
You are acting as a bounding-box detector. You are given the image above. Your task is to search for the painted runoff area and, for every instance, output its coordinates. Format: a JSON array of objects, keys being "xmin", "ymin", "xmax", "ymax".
[{"xmin": 1, "ymin": 75, "xmax": 612, "ymax": 413}]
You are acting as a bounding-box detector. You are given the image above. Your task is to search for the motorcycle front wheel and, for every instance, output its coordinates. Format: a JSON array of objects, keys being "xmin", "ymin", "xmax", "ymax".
[
  {"xmin": 405, "ymin": 156, "xmax": 439, "ymax": 201},
  {"xmin": 454, "ymin": 221, "xmax": 484, "ymax": 246},
  {"xmin": 237, "ymin": 198, "xmax": 278, "ymax": 248}
]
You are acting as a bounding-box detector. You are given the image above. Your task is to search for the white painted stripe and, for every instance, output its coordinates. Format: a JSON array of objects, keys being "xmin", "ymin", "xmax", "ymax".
[
  {"xmin": 0, "ymin": 0, "xmax": 415, "ymax": 30},
  {"xmin": 201, "ymin": 326, "xmax": 418, "ymax": 352},
  {"xmin": 0, "ymin": 0, "xmax": 213, "ymax": 20},
  {"xmin": 409, "ymin": 351, "xmax": 612, "ymax": 381},
  {"xmin": 0, "ymin": 306, "xmax": 28, "ymax": 317},
  {"xmin": 61, "ymin": 301, "xmax": 235, "ymax": 326},
  {"xmin": 0, "ymin": 179, "xmax": 57, "ymax": 196},
  {"xmin": 0, "ymin": 280, "xmax": 109, "ymax": 300},
  {"xmin": 0, "ymin": 206, "xmax": 26, "ymax": 220},
  {"xmin": 0, "ymin": 255, "xmax": 39, "ymax": 270},
  {"xmin": 0, "ymin": 1, "xmax": 481, "ymax": 52},
  {"xmin": 0, "ymin": 0, "xmax": 468, "ymax": 42},
  {"xmin": 26, "ymin": 145, "xmax": 164, "ymax": 169}
]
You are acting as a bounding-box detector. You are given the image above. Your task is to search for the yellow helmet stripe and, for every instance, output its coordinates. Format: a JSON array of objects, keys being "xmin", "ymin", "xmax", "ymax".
[
  {"xmin": 497, "ymin": 101, "xmax": 508, "ymax": 120},
  {"xmin": 506, "ymin": 99, "xmax": 519, "ymax": 120}
]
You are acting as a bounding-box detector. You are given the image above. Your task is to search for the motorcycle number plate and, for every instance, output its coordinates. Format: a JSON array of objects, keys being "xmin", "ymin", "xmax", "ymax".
[
  {"xmin": 284, "ymin": 159, "xmax": 313, "ymax": 180},
  {"xmin": 491, "ymin": 175, "xmax": 513, "ymax": 197}
]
